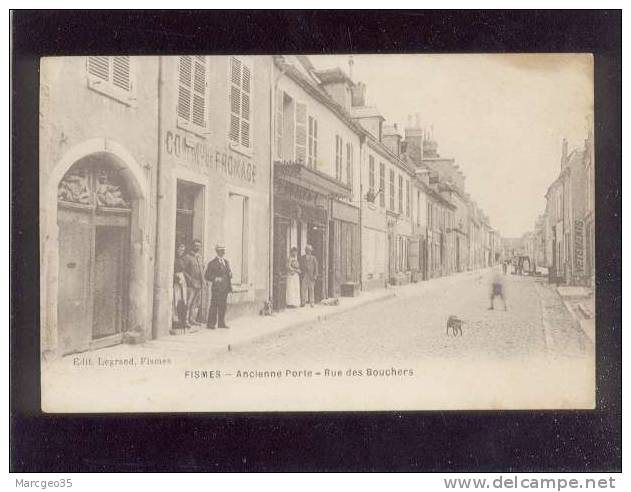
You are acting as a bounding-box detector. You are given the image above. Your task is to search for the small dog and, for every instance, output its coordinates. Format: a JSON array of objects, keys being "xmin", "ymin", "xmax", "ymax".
[
  {"xmin": 446, "ymin": 315, "xmax": 464, "ymax": 337},
  {"xmin": 259, "ymin": 299, "xmax": 274, "ymax": 316}
]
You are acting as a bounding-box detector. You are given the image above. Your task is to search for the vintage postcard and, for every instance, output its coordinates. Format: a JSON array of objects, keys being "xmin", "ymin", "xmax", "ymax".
[{"xmin": 39, "ymin": 53, "xmax": 595, "ymax": 412}]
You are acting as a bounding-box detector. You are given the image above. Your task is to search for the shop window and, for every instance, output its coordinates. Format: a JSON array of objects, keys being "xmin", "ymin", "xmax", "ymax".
[
  {"xmin": 225, "ymin": 193, "xmax": 249, "ymax": 286},
  {"xmin": 229, "ymin": 56, "xmax": 253, "ymax": 152},
  {"xmin": 176, "ymin": 56, "xmax": 208, "ymax": 136},
  {"xmin": 86, "ymin": 56, "xmax": 135, "ymax": 106}
]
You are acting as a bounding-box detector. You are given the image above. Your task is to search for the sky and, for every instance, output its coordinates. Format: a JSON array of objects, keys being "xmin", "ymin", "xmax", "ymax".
[{"xmin": 310, "ymin": 54, "xmax": 594, "ymax": 238}]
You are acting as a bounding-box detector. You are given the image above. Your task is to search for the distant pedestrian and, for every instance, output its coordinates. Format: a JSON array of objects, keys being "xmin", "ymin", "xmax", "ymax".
[
  {"xmin": 502, "ymin": 260, "xmax": 508, "ymax": 275},
  {"xmin": 205, "ymin": 244, "xmax": 232, "ymax": 329},
  {"xmin": 489, "ymin": 271, "xmax": 507, "ymax": 311},
  {"xmin": 300, "ymin": 244, "xmax": 318, "ymax": 307},
  {"xmin": 182, "ymin": 239, "xmax": 205, "ymax": 325},
  {"xmin": 286, "ymin": 247, "xmax": 301, "ymax": 308}
]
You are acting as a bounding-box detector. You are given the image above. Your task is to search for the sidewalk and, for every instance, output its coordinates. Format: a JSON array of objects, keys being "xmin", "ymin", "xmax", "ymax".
[
  {"xmin": 556, "ymin": 285, "xmax": 596, "ymax": 345},
  {"xmin": 46, "ymin": 268, "xmax": 491, "ymax": 369}
]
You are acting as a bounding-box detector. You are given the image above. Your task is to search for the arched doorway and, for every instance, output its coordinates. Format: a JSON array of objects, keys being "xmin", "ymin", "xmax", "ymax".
[{"xmin": 56, "ymin": 153, "xmax": 133, "ymax": 354}]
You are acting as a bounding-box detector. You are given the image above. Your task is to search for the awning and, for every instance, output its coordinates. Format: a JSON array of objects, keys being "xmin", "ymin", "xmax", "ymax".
[{"xmin": 274, "ymin": 162, "xmax": 352, "ymax": 200}]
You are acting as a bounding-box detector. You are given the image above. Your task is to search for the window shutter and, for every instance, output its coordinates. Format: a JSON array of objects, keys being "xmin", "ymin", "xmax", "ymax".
[
  {"xmin": 229, "ymin": 57, "xmax": 242, "ymax": 143},
  {"xmin": 240, "ymin": 63, "xmax": 251, "ymax": 148},
  {"xmin": 178, "ymin": 56, "xmax": 193, "ymax": 123},
  {"xmin": 191, "ymin": 56, "xmax": 206, "ymax": 128},
  {"xmin": 112, "ymin": 56, "xmax": 131, "ymax": 91},
  {"xmin": 87, "ymin": 56, "xmax": 111, "ymax": 82},
  {"xmin": 275, "ymin": 89, "xmax": 283, "ymax": 159},
  {"xmin": 230, "ymin": 57, "xmax": 252, "ymax": 148},
  {"xmin": 295, "ymin": 102, "xmax": 307, "ymax": 164}
]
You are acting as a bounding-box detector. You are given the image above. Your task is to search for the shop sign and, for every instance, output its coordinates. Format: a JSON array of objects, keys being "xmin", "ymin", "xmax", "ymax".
[{"xmin": 165, "ymin": 130, "xmax": 256, "ymax": 184}]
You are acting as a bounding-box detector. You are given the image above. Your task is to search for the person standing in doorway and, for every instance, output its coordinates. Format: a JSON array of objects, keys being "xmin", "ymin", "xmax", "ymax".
[
  {"xmin": 300, "ymin": 244, "xmax": 318, "ymax": 307},
  {"xmin": 182, "ymin": 239, "xmax": 204, "ymax": 326},
  {"xmin": 205, "ymin": 244, "xmax": 232, "ymax": 329},
  {"xmin": 285, "ymin": 247, "xmax": 301, "ymax": 308},
  {"xmin": 173, "ymin": 243, "xmax": 188, "ymax": 331}
]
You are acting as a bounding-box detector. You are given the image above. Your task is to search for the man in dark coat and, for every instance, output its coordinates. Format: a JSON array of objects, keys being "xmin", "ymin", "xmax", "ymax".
[
  {"xmin": 182, "ymin": 239, "xmax": 205, "ymax": 325},
  {"xmin": 205, "ymin": 244, "xmax": 232, "ymax": 329}
]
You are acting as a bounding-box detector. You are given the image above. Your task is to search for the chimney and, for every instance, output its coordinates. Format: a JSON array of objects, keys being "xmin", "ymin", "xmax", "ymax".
[{"xmin": 351, "ymin": 81, "xmax": 366, "ymax": 107}]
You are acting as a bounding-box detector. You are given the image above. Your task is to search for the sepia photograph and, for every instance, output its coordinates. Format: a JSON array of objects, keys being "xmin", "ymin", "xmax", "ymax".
[{"xmin": 37, "ymin": 52, "xmax": 598, "ymax": 412}]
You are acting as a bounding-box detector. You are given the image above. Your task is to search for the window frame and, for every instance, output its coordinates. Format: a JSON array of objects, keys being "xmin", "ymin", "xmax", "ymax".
[
  {"xmin": 228, "ymin": 56, "xmax": 254, "ymax": 156},
  {"xmin": 86, "ymin": 56, "xmax": 137, "ymax": 107},
  {"xmin": 176, "ymin": 55, "xmax": 209, "ymax": 138}
]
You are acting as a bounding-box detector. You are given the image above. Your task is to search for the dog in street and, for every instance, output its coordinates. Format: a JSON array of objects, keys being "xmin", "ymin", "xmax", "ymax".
[
  {"xmin": 259, "ymin": 299, "xmax": 274, "ymax": 316},
  {"xmin": 446, "ymin": 315, "xmax": 464, "ymax": 337}
]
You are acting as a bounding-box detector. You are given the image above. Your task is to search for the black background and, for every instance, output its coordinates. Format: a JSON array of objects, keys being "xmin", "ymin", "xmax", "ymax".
[{"xmin": 11, "ymin": 10, "xmax": 622, "ymax": 472}]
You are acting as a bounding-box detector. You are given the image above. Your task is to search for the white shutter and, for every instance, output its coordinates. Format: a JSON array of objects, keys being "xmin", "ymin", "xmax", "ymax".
[
  {"xmin": 191, "ymin": 56, "xmax": 206, "ymax": 128},
  {"xmin": 240, "ymin": 62, "xmax": 251, "ymax": 148},
  {"xmin": 178, "ymin": 56, "xmax": 193, "ymax": 122},
  {"xmin": 275, "ymin": 88, "xmax": 283, "ymax": 159},
  {"xmin": 87, "ymin": 56, "xmax": 110, "ymax": 82},
  {"xmin": 295, "ymin": 102, "xmax": 307, "ymax": 164},
  {"xmin": 230, "ymin": 56, "xmax": 252, "ymax": 149},
  {"xmin": 112, "ymin": 56, "xmax": 131, "ymax": 91}
]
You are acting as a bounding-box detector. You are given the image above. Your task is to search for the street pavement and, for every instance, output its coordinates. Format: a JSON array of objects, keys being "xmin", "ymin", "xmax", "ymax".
[{"xmin": 42, "ymin": 268, "xmax": 595, "ymax": 412}]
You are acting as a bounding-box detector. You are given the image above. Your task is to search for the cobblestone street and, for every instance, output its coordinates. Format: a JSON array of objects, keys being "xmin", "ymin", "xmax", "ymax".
[
  {"xmin": 212, "ymin": 268, "xmax": 591, "ymax": 367},
  {"xmin": 43, "ymin": 268, "xmax": 595, "ymax": 412}
]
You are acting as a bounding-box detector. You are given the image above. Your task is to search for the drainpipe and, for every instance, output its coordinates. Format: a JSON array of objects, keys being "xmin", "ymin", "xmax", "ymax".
[{"xmin": 151, "ymin": 56, "xmax": 165, "ymax": 339}]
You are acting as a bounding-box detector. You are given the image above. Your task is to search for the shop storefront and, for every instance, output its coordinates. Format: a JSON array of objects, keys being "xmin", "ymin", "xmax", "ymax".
[{"xmin": 272, "ymin": 161, "xmax": 351, "ymax": 310}]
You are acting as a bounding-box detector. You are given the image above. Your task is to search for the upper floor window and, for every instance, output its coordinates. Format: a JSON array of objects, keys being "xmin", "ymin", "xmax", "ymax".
[
  {"xmin": 406, "ymin": 179, "xmax": 411, "ymax": 217},
  {"xmin": 379, "ymin": 163, "xmax": 385, "ymax": 208},
  {"xmin": 346, "ymin": 142, "xmax": 354, "ymax": 187},
  {"xmin": 398, "ymin": 174, "xmax": 403, "ymax": 214},
  {"xmin": 275, "ymin": 88, "xmax": 284, "ymax": 160},
  {"xmin": 177, "ymin": 56, "xmax": 207, "ymax": 136},
  {"xmin": 389, "ymin": 169, "xmax": 395, "ymax": 211},
  {"xmin": 86, "ymin": 56, "xmax": 135, "ymax": 106},
  {"xmin": 229, "ymin": 56, "xmax": 253, "ymax": 152},
  {"xmin": 308, "ymin": 115, "xmax": 318, "ymax": 168},
  {"xmin": 335, "ymin": 135, "xmax": 344, "ymax": 181},
  {"xmin": 369, "ymin": 156, "xmax": 375, "ymax": 192}
]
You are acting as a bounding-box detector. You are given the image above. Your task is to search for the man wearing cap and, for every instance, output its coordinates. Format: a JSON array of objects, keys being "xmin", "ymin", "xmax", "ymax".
[
  {"xmin": 204, "ymin": 244, "xmax": 233, "ymax": 329},
  {"xmin": 300, "ymin": 244, "xmax": 318, "ymax": 307}
]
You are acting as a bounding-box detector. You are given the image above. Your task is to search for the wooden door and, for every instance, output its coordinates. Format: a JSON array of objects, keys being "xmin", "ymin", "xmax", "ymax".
[
  {"xmin": 93, "ymin": 225, "xmax": 126, "ymax": 339},
  {"xmin": 57, "ymin": 209, "xmax": 93, "ymax": 354}
]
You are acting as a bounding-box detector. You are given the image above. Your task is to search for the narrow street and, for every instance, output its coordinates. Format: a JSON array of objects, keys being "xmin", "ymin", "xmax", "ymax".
[
  {"xmin": 213, "ymin": 269, "xmax": 590, "ymax": 367},
  {"xmin": 42, "ymin": 268, "xmax": 595, "ymax": 413}
]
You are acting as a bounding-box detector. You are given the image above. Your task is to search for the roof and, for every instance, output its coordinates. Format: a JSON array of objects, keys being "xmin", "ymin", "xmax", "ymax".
[
  {"xmin": 275, "ymin": 56, "xmax": 366, "ymax": 138},
  {"xmin": 351, "ymin": 106, "xmax": 385, "ymax": 121},
  {"xmin": 313, "ymin": 67, "xmax": 354, "ymax": 85}
]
